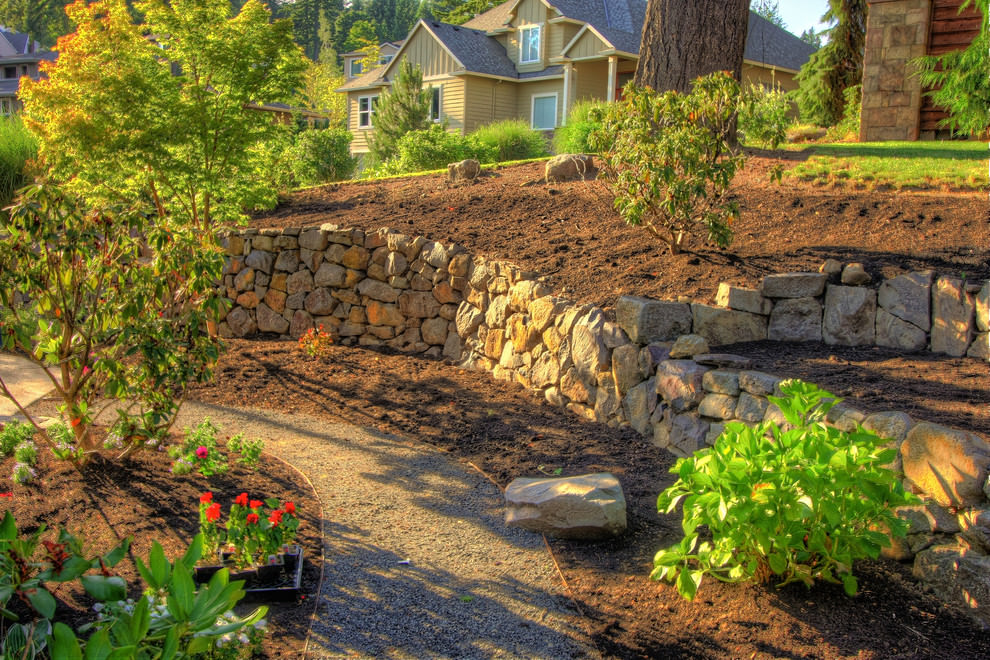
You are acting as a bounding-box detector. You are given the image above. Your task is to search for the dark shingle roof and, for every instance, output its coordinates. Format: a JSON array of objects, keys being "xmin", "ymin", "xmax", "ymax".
[
  {"xmin": 464, "ymin": 0, "xmax": 815, "ymax": 71},
  {"xmin": 425, "ymin": 21, "xmax": 519, "ymax": 79},
  {"xmin": 743, "ymin": 12, "xmax": 818, "ymax": 72},
  {"xmin": 0, "ymin": 28, "xmax": 29, "ymax": 54}
]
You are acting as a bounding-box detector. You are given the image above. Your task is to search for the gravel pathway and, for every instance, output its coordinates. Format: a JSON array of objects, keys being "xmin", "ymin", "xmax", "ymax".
[{"xmin": 178, "ymin": 401, "xmax": 597, "ymax": 659}]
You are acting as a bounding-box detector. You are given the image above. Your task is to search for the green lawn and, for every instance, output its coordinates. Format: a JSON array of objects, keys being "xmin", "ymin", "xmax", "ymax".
[{"xmin": 784, "ymin": 140, "xmax": 988, "ymax": 190}]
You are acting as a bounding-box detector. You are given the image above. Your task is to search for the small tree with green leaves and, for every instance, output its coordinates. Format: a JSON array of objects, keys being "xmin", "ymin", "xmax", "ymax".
[
  {"xmin": 368, "ymin": 60, "xmax": 432, "ymax": 165},
  {"xmin": 914, "ymin": 0, "xmax": 989, "ymax": 137},
  {"xmin": 590, "ymin": 72, "xmax": 744, "ymax": 255}
]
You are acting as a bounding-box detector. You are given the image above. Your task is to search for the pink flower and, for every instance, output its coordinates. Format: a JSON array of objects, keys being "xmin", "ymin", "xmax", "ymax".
[{"xmin": 195, "ymin": 446, "xmax": 208, "ymax": 459}]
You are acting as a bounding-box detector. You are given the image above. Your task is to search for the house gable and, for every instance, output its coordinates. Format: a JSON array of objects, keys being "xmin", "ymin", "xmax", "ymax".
[{"xmin": 562, "ymin": 25, "xmax": 613, "ymax": 59}]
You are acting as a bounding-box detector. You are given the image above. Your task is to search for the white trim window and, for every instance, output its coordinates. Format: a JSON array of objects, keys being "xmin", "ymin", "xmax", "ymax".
[
  {"xmin": 531, "ymin": 93, "xmax": 557, "ymax": 130},
  {"xmin": 429, "ymin": 86, "xmax": 442, "ymax": 122},
  {"xmin": 519, "ymin": 25, "xmax": 541, "ymax": 63},
  {"xmin": 357, "ymin": 95, "xmax": 378, "ymax": 128},
  {"xmin": 349, "ymin": 59, "xmax": 363, "ymax": 77},
  {"xmin": 0, "ymin": 98, "xmax": 12, "ymax": 116}
]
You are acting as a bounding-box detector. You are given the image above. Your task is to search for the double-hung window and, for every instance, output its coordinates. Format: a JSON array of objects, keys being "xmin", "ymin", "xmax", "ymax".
[
  {"xmin": 519, "ymin": 25, "xmax": 541, "ymax": 63},
  {"xmin": 350, "ymin": 59, "xmax": 362, "ymax": 77},
  {"xmin": 358, "ymin": 95, "xmax": 377, "ymax": 128},
  {"xmin": 531, "ymin": 93, "xmax": 557, "ymax": 130}
]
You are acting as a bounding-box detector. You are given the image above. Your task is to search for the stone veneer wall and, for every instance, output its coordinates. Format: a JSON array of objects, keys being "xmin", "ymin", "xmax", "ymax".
[
  {"xmin": 860, "ymin": 0, "xmax": 931, "ymax": 142},
  {"xmin": 220, "ymin": 224, "xmax": 990, "ymax": 623}
]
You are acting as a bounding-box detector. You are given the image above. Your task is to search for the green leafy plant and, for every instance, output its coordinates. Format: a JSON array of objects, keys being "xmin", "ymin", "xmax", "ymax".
[
  {"xmin": 0, "ymin": 421, "xmax": 34, "ymax": 456},
  {"xmin": 291, "ymin": 128, "xmax": 357, "ymax": 185},
  {"xmin": 11, "ymin": 440, "xmax": 39, "ymax": 485},
  {"xmin": 227, "ymin": 434, "xmax": 265, "ymax": 469},
  {"xmin": 591, "ymin": 72, "xmax": 744, "ymax": 255},
  {"xmin": 366, "ymin": 124, "xmax": 487, "ymax": 176},
  {"xmin": 738, "ymin": 83, "xmax": 793, "ymax": 149},
  {"xmin": 824, "ymin": 84, "xmax": 862, "ymax": 142},
  {"xmin": 169, "ymin": 419, "xmax": 230, "ymax": 477},
  {"xmin": 652, "ymin": 380, "xmax": 917, "ymax": 601},
  {"xmin": 552, "ymin": 100, "xmax": 607, "ymax": 154},
  {"xmin": 0, "ymin": 184, "xmax": 225, "ymax": 466},
  {"xmin": 469, "ymin": 120, "xmax": 548, "ymax": 163},
  {"xmin": 202, "ymin": 493, "xmax": 301, "ymax": 568}
]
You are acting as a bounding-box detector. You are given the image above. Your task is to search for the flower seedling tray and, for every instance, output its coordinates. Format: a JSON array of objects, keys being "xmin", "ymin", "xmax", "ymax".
[{"xmin": 193, "ymin": 547, "xmax": 303, "ymax": 602}]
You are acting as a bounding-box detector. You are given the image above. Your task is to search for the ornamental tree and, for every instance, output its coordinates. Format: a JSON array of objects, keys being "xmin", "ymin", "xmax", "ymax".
[
  {"xmin": 590, "ymin": 72, "xmax": 744, "ymax": 255},
  {"xmin": 19, "ymin": 0, "xmax": 307, "ymax": 231},
  {"xmin": 368, "ymin": 60, "xmax": 432, "ymax": 165}
]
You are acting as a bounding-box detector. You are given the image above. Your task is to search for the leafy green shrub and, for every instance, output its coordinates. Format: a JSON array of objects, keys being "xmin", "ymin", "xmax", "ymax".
[
  {"xmin": 824, "ymin": 84, "xmax": 862, "ymax": 142},
  {"xmin": 469, "ymin": 119, "xmax": 548, "ymax": 163},
  {"xmin": 552, "ymin": 100, "xmax": 607, "ymax": 154},
  {"xmin": 170, "ymin": 419, "xmax": 229, "ymax": 477},
  {"xmin": 227, "ymin": 433, "xmax": 265, "ymax": 468},
  {"xmin": 291, "ymin": 128, "xmax": 357, "ymax": 185},
  {"xmin": 0, "ymin": 421, "xmax": 34, "ymax": 455},
  {"xmin": 367, "ymin": 125, "xmax": 488, "ymax": 176},
  {"xmin": 590, "ymin": 72, "xmax": 744, "ymax": 255},
  {"xmin": 0, "ymin": 115, "xmax": 37, "ymax": 209},
  {"xmin": 652, "ymin": 380, "xmax": 917, "ymax": 601},
  {"xmin": 738, "ymin": 83, "xmax": 792, "ymax": 149}
]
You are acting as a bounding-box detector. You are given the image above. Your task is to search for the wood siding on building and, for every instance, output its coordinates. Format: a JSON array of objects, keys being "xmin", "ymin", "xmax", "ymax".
[
  {"xmin": 568, "ymin": 29, "xmax": 609, "ymax": 59},
  {"xmin": 510, "ymin": 0, "xmax": 550, "ymax": 73},
  {"xmin": 463, "ymin": 76, "xmax": 519, "ymax": 132},
  {"xmin": 741, "ymin": 63, "xmax": 798, "ymax": 91},
  {"xmin": 921, "ymin": 0, "xmax": 982, "ymax": 132},
  {"xmin": 347, "ymin": 93, "xmax": 377, "ymax": 153},
  {"xmin": 516, "ymin": 79, "xmax": 565, "ymax": 127},
  {"xmin": 573, "ymin": 60, "xmax": 609, "ymax": 100},
  {"xmin": 440, "ymin": 78, "xmax": 467, "ymax": 132},
  {"xmin": 400, "ymin": 28, "xmax": 460, "ymax": 78}
]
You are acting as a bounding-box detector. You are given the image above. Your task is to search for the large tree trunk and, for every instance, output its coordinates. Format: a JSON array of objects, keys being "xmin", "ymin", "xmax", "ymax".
[{"xmin": 635, "ymin": 0, "xmax": 751, "ymax": 92}]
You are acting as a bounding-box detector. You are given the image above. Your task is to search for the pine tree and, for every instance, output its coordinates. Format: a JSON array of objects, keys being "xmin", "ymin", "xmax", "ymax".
[
  {"xmin": 750, "ymin": 0, "xmax": 785, "ymax": 29},
  {"xmin": 799, "ymin": 28, "xmax": 822, "ymax": 50},
  {"xmin": 423, "ymin": 0, "xmax": 497, "ymax": 25},
  {"xmin": 792, "ymin": 0, "xmax": 868, "ymax": 127},
  {"xmin": 368, "ymin": 60, "xmax": 431, "ymax": 164}
]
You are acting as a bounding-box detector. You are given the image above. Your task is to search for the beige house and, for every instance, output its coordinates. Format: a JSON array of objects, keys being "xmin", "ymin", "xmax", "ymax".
[
  {"xmin": 337, "ymin": 0, "xmax": 817, "ymax": 155},
  {"xmin": 342, "ymin": 41, "xmax": 403, "ymax": 81},
  {"xmin": 0, "ymin": 26, "xmax": 54, "ymax": 115}
]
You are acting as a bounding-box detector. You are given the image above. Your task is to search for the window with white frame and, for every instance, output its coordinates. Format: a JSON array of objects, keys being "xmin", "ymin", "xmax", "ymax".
[
  {"xmin": 0, "ymin": 98, "xmax": 11, "ymax": 115},
  {"xmin": 519, "ymin": 25, "xmax": 541, "ymax": 63},
  {"xmin": 531, "ymin": 93, "xmax": 557, "ymax": 130},
  {"xmin": 349, "ymin": 59, "xmax": 362, "ymax": 77},
  {"xmin": 379, "ymin": 54, "xmax": 394, "ymax": 65},
  {"xmin": 429, "ymin": 86, "xmax": 441, "ymax": 122},
  {"xmin": 358, "ymin": 95, "xmax": 377, "ymax": 127}
]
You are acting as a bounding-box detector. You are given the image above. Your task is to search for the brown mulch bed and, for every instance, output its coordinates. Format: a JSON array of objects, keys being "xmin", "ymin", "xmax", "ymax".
[
  {"xmin": 1, "ymin": 438, "xmax": 321, "ymax": 658},
  {"xmin": 190, "ymin": 339, "xmax": 990, "ymax": 659}
]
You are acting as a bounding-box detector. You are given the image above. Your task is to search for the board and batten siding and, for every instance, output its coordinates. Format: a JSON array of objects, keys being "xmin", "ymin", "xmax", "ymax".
[
  {"xmin": 509, "ymin": 0, "xmax": 550, "ymax": 73},
  {"xmin": 400, "ymin": 28, "xmax": 459, "ymax": 78},
  {"xmin": 568, "ymin": 30, "xmax": 609, "ymax": 59},
  {"xmin": 516, "ymin": 79, "xmax": 565, "ymax": 128},
  {"xmin": 573, "ymin": 60, "xmax": 610, "ymax": 101},
  {"xmin": 463, "ymin": 76, "xmax": 519, "ymax": 133},
  {"xmin": 439, "ymin": 78, "xmax": 466, "ymax": 133}
]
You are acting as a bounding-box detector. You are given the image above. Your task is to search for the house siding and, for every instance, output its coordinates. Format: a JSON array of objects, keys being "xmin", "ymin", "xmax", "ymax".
[
  {"xmin": 517, "ymin": 79, "xmax": 565, "ymax": 127},
  {"xmin": 741, "ymin": 63, "xmax": 797, "ymax": 92},
  {"xmin": 441, "ymin": 78, "xmax": 467, "ymax": 133},
  {"xmin": 573, "ymin": 60, "xmax": 610, "ymax": 101},
  {"xmin": 400, "ymin": 28, "xmax": 460, "ymax": 78},
  {"xmin": 463, "ymin": 76, "xmax": 519, "ymax": 132},
  {"xmin": 347, "ymin": 93, "xmax": 378, "ymax": 153},
  {"xmin": 568, "ymin": 30, "xmax": 609, "ymax": 59},
  {"xmin": 510, "ymin": 0, "xmax": 550, "ymax": 73}
]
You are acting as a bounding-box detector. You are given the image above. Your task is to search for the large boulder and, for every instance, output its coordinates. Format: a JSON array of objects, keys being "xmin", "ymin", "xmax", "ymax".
[
  {"xmin": 931, "ymin": 276, "xmax": 975, "ymax": 357},
  {"xmin": 448, "ymin": 158, "xmax": 481, "ymax": 182},
  {"xmin": 876, "ymin": 308, "xmax": 928, "ymax": 352},
  {"xmin": 691, "ymin": 304, "xmax": 767, "ymax": 346},
  {"xmin": 715, "ymin": 284, "xmax": 771, "ymax": 315},
  {"xmin": 877, "ymin": 270, "xmax": 933, "ymax": 330},
  {"xmin": 505, "ymin": 473, "xmax": 626, "ymax": 540},
  {"xmin": 768, "ymin": 297, "xmax": 822, "ymax": 342},
  {"xmin": 822, "ymin": 285, "xmax": 876, "ymax": 346},
  {"xmin": 901, "ymin": 422, "xmax": 990, "ymax": 508},
  {"xmin": 761, "ymin": 272, "xmax": 827, "ymax": 299},
  {"xmin": 656, "ymin": 360, "xmax": 709, "ymax": 412},
  {"xmin": 544, "ymin": 154, "xmax": 596, "ymax": 183}
]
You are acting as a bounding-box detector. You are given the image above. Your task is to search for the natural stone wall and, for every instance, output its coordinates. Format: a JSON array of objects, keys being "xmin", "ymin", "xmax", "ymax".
[{"xmin": 220, "ymin": 224, "xmax": 990, "ymax": 624}]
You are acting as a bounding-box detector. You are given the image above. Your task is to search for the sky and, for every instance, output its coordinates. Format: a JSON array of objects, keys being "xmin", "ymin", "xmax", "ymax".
[{"xmin": 777, "ymin": 1, "xmax": 831, "ymax": 36}]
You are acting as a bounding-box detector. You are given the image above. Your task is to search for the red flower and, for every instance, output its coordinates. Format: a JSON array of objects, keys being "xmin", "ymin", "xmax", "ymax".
[
  {"xmin": 195, "ymin": 445, "xmax": 208, "ymax": 459},
  {"xmin": 205, "ymin": 502, "xmax": 221, "ymax": 522},
  {"xmin": 246, "ymin": 512, "xmax": 259, "ymax": 524},
  {"xmin": 234, "ymin": 492, "xmax": 248, "ymax": 507},
  {"xmin": 200, "ymin": 492, "xmax": 213, "ymax": 503},
  {"xmin": 268, "ymin": 510, "xmax": 283, "ymax": 526},
  {"xmin": 249, "ymin": 499, "xmax": 263, "ymax": 509},
  {"xmin": 283, "ymin": 501, "xmax": 295, "ymax": 515}
]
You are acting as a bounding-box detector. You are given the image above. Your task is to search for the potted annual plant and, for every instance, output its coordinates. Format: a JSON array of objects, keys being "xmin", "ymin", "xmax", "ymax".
[{"xmin": 195, "ymin": 491, "xmax": 302, "ymax": 591}]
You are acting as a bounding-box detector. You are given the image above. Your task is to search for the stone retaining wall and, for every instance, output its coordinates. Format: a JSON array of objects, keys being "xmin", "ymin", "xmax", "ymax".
[{"xmin": 220, "ymin": 224, "xmax": 990, "ymax": 623}]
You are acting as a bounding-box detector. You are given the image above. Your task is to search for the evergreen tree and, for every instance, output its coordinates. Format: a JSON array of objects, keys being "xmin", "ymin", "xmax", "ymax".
[
  {"xmin": 368, "ymin": 60, "xmax": 431, "ymax": 164},
  {"xmin": 334, "ymin": 5, "xmax": 372, "ymax": 51},
  {"xmin": 423, "ymin": 0, "xmax": 497, "ymax": 25},
  {"xmin": 0, "ymin": 0, "xmax": 72, "ymax": 48},
  {"xmin": 288, "ymin": 0, "xmax": 342, "ymax": 60},
  {"xmin": 367, "ymin": 0, "xmax": 417, "ymax": 42},
  {"xmin": 792, "ymin": 0, "xmax": 867, "ymax": 127},
  {"xmin": 915, "ymin": 0, "xmax": 989, "ymax": 135},
  {"xmin": 799, "ymin": 28, "xmax": 822, "ymax": 50},
  {"xmin": 750, "ymin": 0, "xmax": 785, "ymax": 29},
  {"xmin": 344, "ymin": 19, "xmax": 378, "ymax": 52}
]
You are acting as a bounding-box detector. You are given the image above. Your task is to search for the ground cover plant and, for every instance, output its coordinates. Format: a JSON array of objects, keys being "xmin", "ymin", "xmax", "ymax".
[
  {"xmin": 786, "ymin": 140, "xmax": 988, "ymax": 189},
  {"xmin": 653, "ymin": 380, "xmax": 916, "ymax": 601}
]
